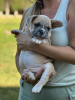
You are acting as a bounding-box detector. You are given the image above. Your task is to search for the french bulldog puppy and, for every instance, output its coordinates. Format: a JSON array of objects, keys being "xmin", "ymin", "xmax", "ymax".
[{"xmin": 11, "ymin": 15, "xmax": 63, "ymax": 94}]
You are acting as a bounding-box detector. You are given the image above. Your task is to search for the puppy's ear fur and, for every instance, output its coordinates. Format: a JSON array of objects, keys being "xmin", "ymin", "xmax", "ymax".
[
  {"xmin": 51, "ymin": 20, "xmax": 63, "ymax": 29},
  {"xmin": 27, "ymin": 15, "xmax": 38, "ymax": 26}
]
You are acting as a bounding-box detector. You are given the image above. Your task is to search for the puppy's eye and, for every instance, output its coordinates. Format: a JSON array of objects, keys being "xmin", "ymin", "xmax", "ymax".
[
  {"xmin": 46, "ymin": 26, "xmax": 50, "ymax": 31},
  {"xmin": 34, "ymin": 23, "xmax": 40, "ymax": 27}
]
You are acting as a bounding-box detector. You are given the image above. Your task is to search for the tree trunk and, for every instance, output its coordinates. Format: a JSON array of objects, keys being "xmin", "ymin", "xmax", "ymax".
[
  {"xmin": 5, "ymin": 0, "xmax": 10, "ymax": 16},
  {"xmin": 14, "ymin": 10, "xmax": 18, "ymax": 16},
  {"xmin": 0, "ymin": 11, "xmax": 3, "ymax": 15}
]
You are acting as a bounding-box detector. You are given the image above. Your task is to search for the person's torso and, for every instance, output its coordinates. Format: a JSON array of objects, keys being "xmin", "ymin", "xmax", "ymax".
[{"xmin": 45, "ymin": 0, "xmax": 75, "ymax": 86}]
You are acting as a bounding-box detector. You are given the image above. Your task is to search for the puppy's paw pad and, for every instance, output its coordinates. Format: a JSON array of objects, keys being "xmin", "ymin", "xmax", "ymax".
[{"xmin": 21, "ymin": 73, "xmax": 29, "ymax": 80}]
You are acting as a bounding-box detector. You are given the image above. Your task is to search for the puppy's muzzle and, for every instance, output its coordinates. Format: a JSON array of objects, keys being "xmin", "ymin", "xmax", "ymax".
[
  {"xmin": 38, "ymin": 29, "xmax": 45, "ymax": 36},
  {"xmin": 32, "ymin": 28, "xmax": 48, "ymax": 39}
]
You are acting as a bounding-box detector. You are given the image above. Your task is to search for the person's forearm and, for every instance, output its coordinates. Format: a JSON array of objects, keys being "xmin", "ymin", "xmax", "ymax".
[{"xmin": 30, "ymin": 43, "xmax": 75, "ymax": 64}]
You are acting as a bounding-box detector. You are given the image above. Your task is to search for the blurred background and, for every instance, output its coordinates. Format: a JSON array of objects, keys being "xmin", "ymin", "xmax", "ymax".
[{"xmin": 0, "ymin": 0, "xmax": 34, "ymax": 100}]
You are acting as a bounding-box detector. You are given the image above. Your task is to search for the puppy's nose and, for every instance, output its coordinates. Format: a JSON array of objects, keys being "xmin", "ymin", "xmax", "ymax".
[{"xmin": 39, "ymin": 30, "xmax": 44, "ymax": 35}]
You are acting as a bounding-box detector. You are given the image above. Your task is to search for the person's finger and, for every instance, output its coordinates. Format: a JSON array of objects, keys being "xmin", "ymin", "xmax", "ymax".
[
  {"xmin": 15, "ymin": 34, "xmax": 19, "ymax": 38},
  {"xmin": 35, "ymin": 67, "xmax": 45, "ymax": 79},
  {"xmin": 49, "ymin": 72, "xmax": 55, "ymax": 79},
  {"xmin": 11, "ymin": 29, "xmax": 20, "ymax": 35},
  {"xmin": 19, "ymin": 45, "xmax": 25, "ymax": 50}
]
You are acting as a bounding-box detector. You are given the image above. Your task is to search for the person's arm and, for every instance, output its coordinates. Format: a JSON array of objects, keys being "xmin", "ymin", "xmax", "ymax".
[
  {"xmin": 15, "ymin": 9, "xmax": 29, "ymax": 74},
  {"xmin": 29, "ymin": 0, "xmax": 75, "ymax": 64}
]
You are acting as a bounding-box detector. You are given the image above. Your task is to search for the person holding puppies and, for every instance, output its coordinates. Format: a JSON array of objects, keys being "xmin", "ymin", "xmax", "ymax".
[{"xmin": 15, "ymin": 0, "xmax": 75, "ymax": 100}]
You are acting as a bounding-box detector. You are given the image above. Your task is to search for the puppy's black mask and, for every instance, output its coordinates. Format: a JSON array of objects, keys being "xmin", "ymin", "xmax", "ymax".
[{"xmin": 31, "ymin": 22, "xmax": 50, "ymax": 39}]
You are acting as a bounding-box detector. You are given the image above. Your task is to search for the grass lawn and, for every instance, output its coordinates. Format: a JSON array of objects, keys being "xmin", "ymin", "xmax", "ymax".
[{"xmin": 0, "ymin": 16, "xmax": 22, "ymax": 100}]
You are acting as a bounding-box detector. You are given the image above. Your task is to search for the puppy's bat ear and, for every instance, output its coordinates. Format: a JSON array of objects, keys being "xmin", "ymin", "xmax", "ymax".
[
  {"xmin": 27, "ymin": 15, "xmax": 38, "ymax": 26},
  {"xmin": 51, "ymin": 20, "xmax": 63, "ymax": 29}
]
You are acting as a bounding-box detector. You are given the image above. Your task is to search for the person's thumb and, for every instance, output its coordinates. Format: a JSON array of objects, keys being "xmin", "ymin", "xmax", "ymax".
[
  {"xmin": 49, "ymin": 72, "xmax": 55, "ymax": 79},
  {"xmin": 35, "ymin": 67, "xmax": 45, "ymax": 79}
]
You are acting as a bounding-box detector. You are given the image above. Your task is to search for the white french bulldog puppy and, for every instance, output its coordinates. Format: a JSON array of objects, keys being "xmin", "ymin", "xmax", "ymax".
[{"xmin": 11, "ymin": 15, "xmax": 63, "ymax": 94}]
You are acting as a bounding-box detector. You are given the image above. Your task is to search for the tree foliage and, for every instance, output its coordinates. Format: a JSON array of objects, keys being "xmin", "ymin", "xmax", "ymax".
[
  {"xmin": 0, "ymin": 0, "xmax": 5, "ymax": 11},
  {"xmin": 22, "ymin": 0, "xmax": 33, "ymax": 10},
  {"xmin": 10, "ymin": 0, "xmax": 33, "ymax": 11},
  {"xmin": 10, "ymin": 0, "xmax": 23, "ymax": 11},
  {"xmin": 0, "ymin": 0, "xmax": 34, "ymax": 12}
]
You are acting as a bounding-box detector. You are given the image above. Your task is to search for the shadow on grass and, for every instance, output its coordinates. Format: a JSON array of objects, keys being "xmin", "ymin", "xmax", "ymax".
[{"xmin": 0, "ymin": 87, "xmax": 20, "ymax": 100}]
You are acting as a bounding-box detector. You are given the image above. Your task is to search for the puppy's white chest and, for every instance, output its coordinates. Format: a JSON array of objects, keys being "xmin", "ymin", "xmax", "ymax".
[{"xmin": 31, "ymin": 37, "xmax": 50, "ymax": 44}]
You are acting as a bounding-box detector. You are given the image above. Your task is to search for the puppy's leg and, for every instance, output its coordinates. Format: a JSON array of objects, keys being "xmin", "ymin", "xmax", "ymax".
[{"xmin": 32, "ymin": 63, "xmax": 56, "ymax": 93}]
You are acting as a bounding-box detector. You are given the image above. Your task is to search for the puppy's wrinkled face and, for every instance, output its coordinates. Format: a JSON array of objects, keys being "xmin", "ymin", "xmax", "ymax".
[
  {"xmin": 32, "ymin": 20, "xmax": 51, "ymax": 39},
  {"xmin": 27, "ymin": 15, "xmax": 63, "ymax": 39},
  {"xmin": 27, "ymin": 15, "xmax": 52, "ymax": 39}
]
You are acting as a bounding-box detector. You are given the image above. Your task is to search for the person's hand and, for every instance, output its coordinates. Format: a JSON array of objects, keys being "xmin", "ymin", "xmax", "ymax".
[
  {"xmin": 21, "ymin": 66, "xmax": 55, "ymax": 84},
  {"xmin": 11, "ymin": 26, "xmax": 32, "ymax": 50}
]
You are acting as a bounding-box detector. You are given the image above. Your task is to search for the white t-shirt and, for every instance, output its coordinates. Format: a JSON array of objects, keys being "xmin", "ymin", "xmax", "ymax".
[{"xmin": 46, "ymin": 0, "xmax": 75, "ymax": 86}]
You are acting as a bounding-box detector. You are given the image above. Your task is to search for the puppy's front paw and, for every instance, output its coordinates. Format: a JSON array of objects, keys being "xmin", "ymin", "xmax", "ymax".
[
  {"xmin": 21, "ymin": 71, "xmax": 35, "ymax": 81},
  {"xmin": 31, "ymin": 38, "xmax": 42, "ymax": 44},
  {"xmin": 32, "ymin": 84, "xmax": 43, "ymax": 94}
]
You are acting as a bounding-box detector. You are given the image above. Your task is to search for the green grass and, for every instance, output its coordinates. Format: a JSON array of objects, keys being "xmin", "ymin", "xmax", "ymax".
[
  {"xmin": 0, "ymin": 87, "xmax": 19, "ymax": 100},
  {"xmin": 0, "ymin": 17, "xmax": 22, "ymax": 100}
]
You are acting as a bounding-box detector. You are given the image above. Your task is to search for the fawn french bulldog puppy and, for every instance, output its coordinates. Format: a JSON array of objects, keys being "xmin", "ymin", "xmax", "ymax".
[{"xmin": 11, "ymin": 15, "xmax": 63, "ymax": 93}]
